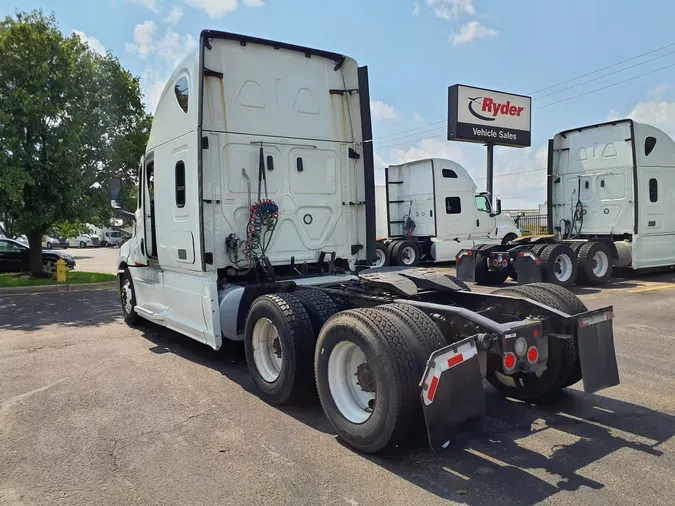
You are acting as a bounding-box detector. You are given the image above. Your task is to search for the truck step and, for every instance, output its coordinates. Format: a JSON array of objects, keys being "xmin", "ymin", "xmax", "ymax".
[{"xmin": 134, "ymin": 305, "xmax": 167, "ymax": 323}]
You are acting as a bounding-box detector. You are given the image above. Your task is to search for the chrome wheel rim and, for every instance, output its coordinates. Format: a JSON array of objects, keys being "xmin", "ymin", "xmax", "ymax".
[
  {"xmin": 592, "ymin": 250, "xmax": 609, "ymax": 277},
  {"xmin": 554, "ymin": 253, "xmax": 573, "ymax": 282},
  {"xmin": 252, "ymin": 318, "xmax": 283, "ymax": 383},
  {"xmin": 43, "ymin": 261, "xmax": 55, "ymax": 276},
  {"xmin": 328, "ymin": 341, "xmax": 375, "ymax": 424}
]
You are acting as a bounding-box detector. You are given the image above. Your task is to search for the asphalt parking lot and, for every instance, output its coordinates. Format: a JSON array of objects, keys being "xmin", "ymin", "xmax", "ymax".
[
  {"xmin": 67, "ymin": 246, "xmax": 119, "ymax": 274},
  {"xmin": 1, "ymin": 273, "xmax": 674, "ymax": 505}
]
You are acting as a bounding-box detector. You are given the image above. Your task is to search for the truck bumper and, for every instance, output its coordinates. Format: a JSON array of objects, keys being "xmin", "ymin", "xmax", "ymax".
[{"xmin": 418, "ymin": 306, "xmax": 619, "ymax": 449}]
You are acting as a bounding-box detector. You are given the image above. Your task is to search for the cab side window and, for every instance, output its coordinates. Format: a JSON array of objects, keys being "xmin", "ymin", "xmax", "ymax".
[
  {"xmin": 475, "ymin": 195, "xmax": 491, "ymax": 213},
  {"xmin": 445, "ymin": 197, "xmax": 462, "ymax": 214}
]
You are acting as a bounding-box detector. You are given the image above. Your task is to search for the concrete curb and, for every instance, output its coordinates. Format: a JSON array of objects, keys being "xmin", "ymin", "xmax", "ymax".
[{"xmin": 0, "ymin": 281, "xmax": 117, "ymax": 296}]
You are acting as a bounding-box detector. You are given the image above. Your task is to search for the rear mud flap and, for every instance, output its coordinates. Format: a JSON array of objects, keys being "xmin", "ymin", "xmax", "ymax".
[
  {"xmin": 515, "ymin": 256, "xmax": 542, "ymax": 284},
  {"xmin": 456, "ymin": 251, "xmax": 476, "ymax": 282},
  {"xmin": 420, "ymin": 338, "xmax": 485, "ymax": 450},
  {"xmin": 577, "ymin": 310, "xmax": 620, "ymax": 394}
]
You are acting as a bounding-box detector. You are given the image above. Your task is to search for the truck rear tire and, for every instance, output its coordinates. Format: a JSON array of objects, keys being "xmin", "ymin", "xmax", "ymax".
[
  {"xmin": 372, "ymin": 242, "xmax": 389, "ymax": 268},
  {"xmin": 376, "ymin": 303, "xmax": 446, "ymax": 350},
  {"xmin": 392, "ymin": 240, "xmax": 419, "ymax": 266},
  {"xmin": 486, "ymin": 285, "xmax": 577, "ymax": 400},
  {"xmin": 244, "ymin": 293, "xmax": 316, "ymax": 405},
  {"xmin": 576, "ymin": 241, "xmax": 612, "ymax": 286},
  {"xmin": 294, "ymin": 289, "xmax": 338, "ymax": 335},
  {"xmin": 314, "ymin": 308, "xmax": 425, "ymax": 453},
  {"xmin": 539, "ymin": 244, "xmax": 577, "ymax": 287},
  {"xmin": 525, "ymin": 282, "xmax": 587, "ymax": 388}
]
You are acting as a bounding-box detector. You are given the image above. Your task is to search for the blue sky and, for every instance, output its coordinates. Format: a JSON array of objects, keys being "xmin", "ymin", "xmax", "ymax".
[{"xmin": 5, "ymin": 0, "xmax": 675, "ymax": 208}]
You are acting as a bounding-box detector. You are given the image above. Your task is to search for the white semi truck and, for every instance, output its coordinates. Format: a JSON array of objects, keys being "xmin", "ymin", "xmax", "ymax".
[
  {"xmin": 458, "ymin": 119, "xmax": 675, "ymax": 287},
  {"xmin": 109, "ymin": 30, "xmax": 619, "ymax": 454},
  {"xmin": 372, "ymin": 159, "xmax": 521, "ymax": 267}
]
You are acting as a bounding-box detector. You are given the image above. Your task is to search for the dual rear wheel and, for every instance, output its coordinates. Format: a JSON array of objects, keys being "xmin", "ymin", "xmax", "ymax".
[
  {"xmin": 244, "ymin": 291, "xmax": 446, "ymax": 453},
  {"xmin": 371, "ymin": 240, "xmax": 420, "ymax": 268}
]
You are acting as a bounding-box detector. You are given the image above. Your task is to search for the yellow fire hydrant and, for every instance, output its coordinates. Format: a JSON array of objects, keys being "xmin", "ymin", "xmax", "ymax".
[{"xmin": 56, "ymin": 258, "xmax": 68, "ymax": 283}]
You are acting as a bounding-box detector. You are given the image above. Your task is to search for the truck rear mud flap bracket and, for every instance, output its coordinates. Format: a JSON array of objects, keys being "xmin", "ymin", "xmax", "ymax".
[
  {"xmin": 577, "ymin": 309, "xmax": 620, "ymax": 394},
  {"xmin": 420, "ymin": 337, "xmax": 485, "ymax": 450}
]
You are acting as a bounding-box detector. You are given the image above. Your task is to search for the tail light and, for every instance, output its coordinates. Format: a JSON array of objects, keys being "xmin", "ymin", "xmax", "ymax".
[
  {"xmin": 503, "ymin": 352, "xmax": 516, "ymax": 372},
  {"xmin": 527, "ymin": 346, "xmax": 539, "ymax": 364},
  {"xmin": 502, "ymin": 259, "xmax": 508, "ymax": 267},
  {"xmin": 493, "ymin": 259, "xmax": 499, "ymax": 266}
]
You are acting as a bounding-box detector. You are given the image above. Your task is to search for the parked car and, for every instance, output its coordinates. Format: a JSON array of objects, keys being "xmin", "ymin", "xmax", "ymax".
[
  {"xmin": 67, "ymin": 234, "xmax": 93, "ymax": 248},
  {"xmin": 42, "ymin": 236, "xmax": 69, "ymax": 249},
  {"xmin": 0, "ymin": 238, "xmax": 76, "ymax": 275},
  {"xmin": 14, "ymin": 235, "xmax": 28, "ymax": 246}
]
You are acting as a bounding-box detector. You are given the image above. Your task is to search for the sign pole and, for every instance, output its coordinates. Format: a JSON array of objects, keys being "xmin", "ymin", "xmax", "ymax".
[{"xmin": 486, "ymin": 143, "xmax": 494, "ymax": 206}]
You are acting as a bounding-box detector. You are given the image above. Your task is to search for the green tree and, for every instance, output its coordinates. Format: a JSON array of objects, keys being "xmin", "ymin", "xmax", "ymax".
[{"xmin": 0, "ymin": 10, "xmax": 150, "ymax": 275}]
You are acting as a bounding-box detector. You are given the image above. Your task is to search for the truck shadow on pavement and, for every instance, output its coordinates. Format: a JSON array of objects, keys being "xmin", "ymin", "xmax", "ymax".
[
  {"xmin": 366, "ymin": 389, "xmax": 674, "ymax": 505},
  {"xmin": 139, "ymin": 323, "xmax": 674, "ymax": 506}
]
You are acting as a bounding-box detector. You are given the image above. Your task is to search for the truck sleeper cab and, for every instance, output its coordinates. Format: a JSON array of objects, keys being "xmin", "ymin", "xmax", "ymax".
[
  {"xmin": 458, "ymin": 119, "xmax": 675, "ymax": 287},
  {"xmin": 111, "ymin": 30, "xmax": 620, "ymax": 454},
  {"xmin": 372, "ymin": 159, "xmax": 521, "ymax": 268}
]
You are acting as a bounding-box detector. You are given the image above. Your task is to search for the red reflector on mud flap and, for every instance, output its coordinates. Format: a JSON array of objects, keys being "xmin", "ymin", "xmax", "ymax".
[
  {"xmin": 447, "ymin": 354, "xmax": 464, "ymax": 368},
  {"xmin": 427, "ymin": 375, "xmax": 440, "ymax": 402}
]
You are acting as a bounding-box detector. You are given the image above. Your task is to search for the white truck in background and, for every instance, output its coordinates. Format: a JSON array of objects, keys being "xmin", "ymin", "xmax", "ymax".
[
  {"xmin": 458, "ymin": 119, "xmax": 675, "ymax": 287},
  {"xmin": 108, "ymin": 30, "xmax": 620, "ymax": 455},
  {"xmin": 87, "ymin": 224, "xmax": 125, "ymax": 247},
  {"xmin": 372, "ymin": 159, "xmax": 521, "ymax": 267}
]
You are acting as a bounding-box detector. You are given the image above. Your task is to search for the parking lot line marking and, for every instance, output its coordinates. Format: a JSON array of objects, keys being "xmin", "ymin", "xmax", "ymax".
[{"xmin": 628, "ymin": 284, "xmax": 675, "ymax": 294}]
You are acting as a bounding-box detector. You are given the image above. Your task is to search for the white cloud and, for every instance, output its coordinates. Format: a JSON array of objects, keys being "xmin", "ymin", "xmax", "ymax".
[
  {"xmin": 72, "ymin": 30, "xmax": 106, "ymax": 55},
  {"xmin": 184, "ymin": 0, "xmax": 238, "ymax": 18},
  {"xmin": 627, "ymin": 99, "xmax": 675, "ymax": 137},
  {"xmin": 125, "ymin": 21, "xmax": 198, "ymax": 112},
  {"xmin": 243, "ymin": 0, "xmax": 264, "ymax": 6},
  {"xmin": 647, "ymin": 83, "xmax": 672, "ymax": 97},
  {"xmin": 451, "ymin": 21, "xmax": 499, "ymax": 46},
  {"xmin": 142, "ymin": 69, "xmax": 168, "ymax": 114},
  {"xmin": 163, "ymin": 5, "xmax": 184, "ymax": 24},
  {"xmin": 125, "ymin": 20, "xmax": 157, "ymax": 59},
  {"xmin": 126, "ymin": 21, "xmax": 196, "ymax": 65},
  {"xmin": 425, "ymin": 0, "xmax": 475, "ymax": 20},
  {"xmin": 412, "ymin": 2, "xmax": 420, "ymax": 15},
  {"xmin": 157, "ymin": 28, "xmax": 197, "ymax": 65},
  {"xmin": 371, "ymin": 101, "xmax": 398, "ymax": 121},
  {"xmin": 127, "ymin": 0, "xmax": 162, "ymax": 13},
  {"xmin": 412, "ymin": 112, "xmax": 424, "ymax": 123}
]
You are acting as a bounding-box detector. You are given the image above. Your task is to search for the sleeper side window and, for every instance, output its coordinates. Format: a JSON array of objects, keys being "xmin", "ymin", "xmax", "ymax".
[
  {"xmin": 445, "ymin": 196, "xmax": 462, "ymax": 214},
  {"xmin": 175, "ymin": 161, "xmax": 186, "ymax": 208},
  {"xmin": 649, "ymin": 178, "xmax": 658, "ymax": 202},
  {"xmin": 175, "ymin": 77, "xmax": 189, "ymax": 113}
]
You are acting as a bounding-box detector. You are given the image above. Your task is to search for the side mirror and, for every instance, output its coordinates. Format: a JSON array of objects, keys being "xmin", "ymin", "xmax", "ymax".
[
  {"xmin": 109, "ymin": 178, "xmax": 123, "ymax": 209},
  {"xmin": 109, "ymin": 178, "xmax": 135, "ymax": 219},
  {"xmin": 496, "ymin": 198, "xmax": 502, "ymax": 215}
]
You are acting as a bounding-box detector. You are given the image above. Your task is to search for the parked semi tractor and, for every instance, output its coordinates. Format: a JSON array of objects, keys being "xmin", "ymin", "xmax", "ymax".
[
  {"xmin": 109, "ymin": 30, "xmax": 619, "ymax": 454},
  {"xmin": 372, "ymin": 159, "xmax": 521, "ymax": 267},
  {"xmin": 458, "ymin": 119, "xmax": 675, "ymax": 287}
]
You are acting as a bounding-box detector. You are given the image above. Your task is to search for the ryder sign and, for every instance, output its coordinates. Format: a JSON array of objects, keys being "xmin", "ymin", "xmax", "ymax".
[{"xmin": 447, "ymin": 85, "xmax": 531, "ymax": 147}]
